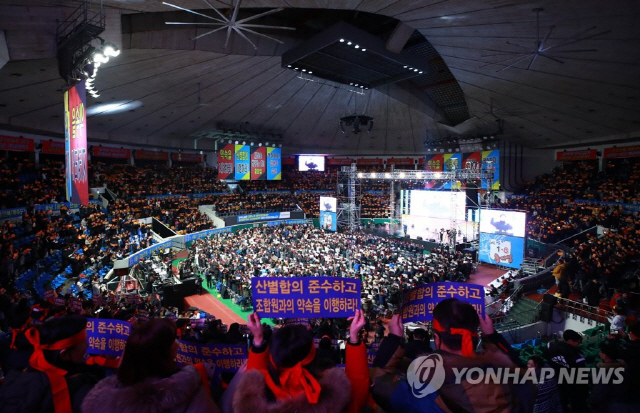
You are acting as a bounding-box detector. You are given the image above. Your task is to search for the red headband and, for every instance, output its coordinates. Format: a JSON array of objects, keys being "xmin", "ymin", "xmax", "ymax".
[
  {"xmin": 26, "ymin": 327, "xmax": 87, "ymax": 413},
  {"xmin": 9, "ymin": 317, "xmax": 32, "ymax": 350},
  {"xmin": 264, "ymin": 345, "xmax": 321, "ymax": 404},
  {"xmin": 433, "ymin": 319, "xmax": 478, "ymax": 357}
]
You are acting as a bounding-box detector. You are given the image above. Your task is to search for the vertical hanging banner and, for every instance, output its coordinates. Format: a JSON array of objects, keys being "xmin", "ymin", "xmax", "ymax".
[
  {"xmin": 64, "ymin": 81, "xmax": 89, "ymax": 205},
  {"xmin": 266, "ymin": 147, "xmax": 281, "ymax": 180},
  {"xmin": 443, "ymin": 153, "xmax": 462, "ymax": 189},
  {"xmin": 250, "ymin": 146, "xmax": 267, "ymax": 180},
  {"xmin": 481, "ymin": 150, "xmax": 500, "ymax": 190},
  {"xmin": 425, "ymin": 154, "xmax": 444, "ymax": 172},
  {"xmin": 234, "ymin": 145, "xmax": 250, "ymax": 180},
  {"xmin": 217, "ymin": 144, "xmax": 235, "ymax": 180}
]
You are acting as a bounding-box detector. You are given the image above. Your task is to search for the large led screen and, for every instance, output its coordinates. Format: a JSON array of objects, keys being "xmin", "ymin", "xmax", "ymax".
[
  {"xmin": 479, "ymin": 233, "xmax": 524, "ymax": 269},
  {"xmin": 409, "ymin": 190, "xmax": 466, "ymax": 221},
  {"xmin": 479, "ymin": 209, "xmax": 526, "ymax": 238},
  {"xmin": 319, "ymin": 196, "xmax": 337, "ymax": 232},
  {"xmin": 299, "ymin": 155, "xmax": 325, "ymax": 172}
]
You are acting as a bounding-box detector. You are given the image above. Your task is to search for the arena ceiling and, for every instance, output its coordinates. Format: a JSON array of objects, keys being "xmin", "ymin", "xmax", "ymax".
[{"xmin": 0, "ymin": 0, "xmax": 638, "ymax": 155}]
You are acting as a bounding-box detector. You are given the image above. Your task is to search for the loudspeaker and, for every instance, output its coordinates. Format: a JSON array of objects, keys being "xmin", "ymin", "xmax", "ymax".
[{"xmin": 538, "ymin": 302, "xmax": 554, "ymax": 322}]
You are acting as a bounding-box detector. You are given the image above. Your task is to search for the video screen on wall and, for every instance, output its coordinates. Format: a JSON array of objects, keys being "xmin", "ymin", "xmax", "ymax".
[
  {"xmin": 299, "ymin": 155, "xmax": 325, "ymax": 172},
  {"xmin": 319, "ymin": 196, "xmax": 337, "ymax": 232},
  {"xmin": 479, "ymin": 209, "xmax": 526, "ymax": 238},
  {"xmin": 479, "ymin": 233, "xmax": 525, "ymax": 269},
  {"xmin": 403, "ymin": 190, "xmax": 467, "ymax": 241}
]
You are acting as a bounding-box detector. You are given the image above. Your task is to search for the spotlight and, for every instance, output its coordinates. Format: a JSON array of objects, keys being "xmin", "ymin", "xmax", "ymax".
[
  {"xmin": 365, "ymin": 87, "xmax": 369, "ymax": 89},
  {"xmin": 399, "ymin": 172, "xmax": 406, "ymax": 178},
  {"xmin": 258, "ymin": 143, "xmax": 262, "ymax": 146},
  {"xmin": 228, "ymin": 139, "xmax": 232, "ymax": 144},
  {"xmin": 287, "ymin": 65, "xmax": 291, "ymax": 67},
  {"xmin": 361, "ymin": 49, "xmax": 366, "ymax": 52},
  {"xmin": 371, "ymin": 172, "xmax": 376, "ymax": 178},
  {"xmin": 354, "ymin": 45, "xmax": 360, "ymax": 49},
  {"xmin": 360, "ymin": 86, "xmax": 364, "ymax": 88},
  {"xmin": 242, "ymin": 141, "xmax": 246, "ymax": 145},
  {"xmin": 308, "ymin": 71, "xmax": 313, "ymax": 74},
  {"xmin": 483, "ymin": 136, "xmax": 488, "ymax": 140},
  {"xmin": 302, "ymin": 69, "xmax": 306, "ymax": 72},
  {"xmin": 265, "ymin": 142, "xmax": 269, "ymax": 146},
  {"xmin": 358, "ymin": 173, "xmax": 363, "ymax": 178},
  {"xmin": 455, "ymin": 148, "xmax": 460, "ymax": 152},
  {"xmin": 435, "ymin": 172, "xmax": 442, "ymax": 179},
  {"xmin": 340, "ymin": 39, "xmax": 345, "ymax": 42},
  {"xmin": 350, "ymin": 83, "xmax": 353, "ymax": 86},
  {"xmin": 419, "ymin": 71, "xmax": 423, "ymax": 74},
  {"xmin": 403, "ymin": 66, "xmax": 408, "ymax": 68},
  {"xmin": 294, "ymin": 67, "xmax": 299, "ymax": 70},
  {"xmin": 414, "ymin": 69, "xmax": 418, "ymax": 72},
  {"xmin": 385, "ymin": 172, "xmax": 391, "ymax": 179},
  {"xmin": 250, "ymin": 142, "xmax": 254, "ymax": 146},
  {"xmin": 347, "ymin": 41, "xmax": 352, "ymax": 45},
  {"xmin": 354, "ymin": 84, "xmax": 358, "ymax": 87},
  {"xmin": 448, "ymin": 148, "xmax": 452, "ymax": 153},
  {"xmin": 94, "ymin": 61, "xmax": 101, "ymax": 68},
  {"xmin": 235, "ymin": 141, "xmax": 239, "ymax": 145},
  {"xmin": 92, "ymin": 52, "xmax": 107, "ymax": 64},
  {"xmin": 103, "ymin": 44, "xmax": 120, "ymax": 57},
  {"xmin": 440, "ymin": 149, "xmax": 445, "ymax": 153}
]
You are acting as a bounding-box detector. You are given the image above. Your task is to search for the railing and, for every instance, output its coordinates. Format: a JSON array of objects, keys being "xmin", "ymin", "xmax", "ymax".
[
  {"xmin": 492, "ymin": 308, "xmax": 539, "ymax": 330},
  {"xmin": 493, "ymin": 285, "xmax": 523, "ymax": 317},
  {"xmin": 553, "ymin": 296, "xmax": 612, "ymax": 324},
  {"xmin": 56, "ymin": 0, "xmax": 105, "ymax": 42},
  {"xmin": 555, "ymin": 225, "xmax": 598, "ymax": 246}
]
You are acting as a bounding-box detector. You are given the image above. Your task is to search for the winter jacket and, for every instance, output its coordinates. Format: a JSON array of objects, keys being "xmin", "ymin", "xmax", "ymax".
[
  {"xmin": 81, "ymin": 365, "xmax": 220, "ymax": 413},
  {"xmin": 226, "ymin": 340, "xmax": 369, "ymax": 413},
  {"xmin": 0, "ymin": 363, "xmax": 103, "ymax": 413},
  {"xmin": 370, "ymin": 333, "xmax": 536, "ymax": 413}
]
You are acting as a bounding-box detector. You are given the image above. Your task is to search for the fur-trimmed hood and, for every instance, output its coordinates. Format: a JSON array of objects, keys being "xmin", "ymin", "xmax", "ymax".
[
  {"xmin": 81, "ymin": 365, "xmax": 219, "ymax": 413},
  {"xmin": 231, "ymin": 367, "xmax": 351, "ymax": 413}
]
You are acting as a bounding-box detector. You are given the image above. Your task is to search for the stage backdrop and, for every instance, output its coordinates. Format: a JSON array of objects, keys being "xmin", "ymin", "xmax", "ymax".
[
  {"xmin": 424, "ymin": 150, "xmax": 499, "ymax": 190},
  {"xmin": 64, "ymin": 81, "xmax": 89, "ymax": 205}
]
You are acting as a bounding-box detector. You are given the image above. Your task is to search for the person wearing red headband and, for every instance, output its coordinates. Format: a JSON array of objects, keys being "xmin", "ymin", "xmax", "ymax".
[
  {"xmin": 0, "ymin": 315, "xmax": 104, "ymax": 413},
  {"xmin": 370, "ymin": 298, "xmax": 536, "ymax": 412},
  {"xmin": 226, "ymin": 310, "xmax": 370, "ymax": 413}
]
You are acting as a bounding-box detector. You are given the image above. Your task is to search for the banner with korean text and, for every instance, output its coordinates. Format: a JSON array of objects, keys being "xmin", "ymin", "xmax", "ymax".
[
  {"xmin": 135, "ymin": 150, "xmax": 169, "ymax": 161},
  {"xmin": 217, "ymin": 144, "xmax": 235, "ymax": 180},
  {"xmin": 266, "ymin": 147, "xmax": 281, "ymax": 180},
  {"xmin": 41, "ymin": 140, "xmax": 65, "ymax": 155},
  {"xmin": 556, "ymin": 149, "xmax": 597, "ymax": 161},
  {"xmin": 234, "ymin": 144, "xmax": 250, "ymax": 180},
  {"xmin": 176, "ymin": 341, "xmax": 247, "ymax": 372},
  {"xmin": 251, "ymin": 146, "xmax": 267, "ymax": 180},
  {"xmin": 0, "ymin": 135, "xmax": 34, "ymax": 152},
  {"xmin": 92, "ymin": 146, "xmax": 130, "ymax": 159},
  {"xmin": 172, "ymin": 152, "xmax": 203, "ymax": 163},
  {"xmin": 400, "ymin": 282, "xmax": 485, "ymax": 323},
  {"xmin": 64, "ymin": 81, "xmax": 89, "ymax": 205},
  {"xmin": 252, "ymin": 277, "xmax": 361, "ymax": 318},
  {"xmin": 85, "ymin": 318, "xmax": 131, "ymax": 356}
]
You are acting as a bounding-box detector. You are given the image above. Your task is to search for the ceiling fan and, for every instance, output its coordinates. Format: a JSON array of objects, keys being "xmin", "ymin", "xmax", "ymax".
[{"xmin": 481, "ymin": 8, "xmax": 611, "ymax": 72}]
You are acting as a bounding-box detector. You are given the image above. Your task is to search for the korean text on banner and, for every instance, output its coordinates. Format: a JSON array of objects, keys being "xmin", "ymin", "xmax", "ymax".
[
  {"xmin": 0, "ymin": 135, "xmax": 35, "ymax": 152},
  {"xmin": 266, "ymin": 147, "xmax": 281, "ymax": 180},
  {"xmin": 251, "ymin": 146, "xmax": 267, "ymax": 180},
  {"xmin": 85, "ymin": 318, "xmax": 131, "ymax": 356},
  {"xmin": 218, "ymin": 144, "xmax": 235, "ymax": 180},
  {"xmin": 176, "ymin": 341, "xmax": 247, "ymax": 372},
  {"xmin": 400, "ymin": 282, "xmax": 485, "ymax": 323},
  {"xmin": 234, "ymin": 144, "xmax": 250, "ymax": 180},
  {"xmin": 64, "ymin": 81, "xmax": 89, "ymax": 205},
  {"xmin": 252, "ymin": 277, "xmax": 361, "ymax": 318}
]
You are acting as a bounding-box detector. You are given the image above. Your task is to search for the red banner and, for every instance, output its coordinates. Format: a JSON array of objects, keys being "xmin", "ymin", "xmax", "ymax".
[
  {"xmin": 556, "ymin": 149, "xmax": 597, "ymax": 161},
  {"xmin": 250, "ymin": 146, "xmax": 266, "ymax": 180},
  {"xmin": 603, "ymin": 145, "xmax": 640, "ymax": 159},
  {"xmin": 92, "ymin": 146, "xmax": 131, "ymax": 159},
  {"xmin": 217, "ymin": 144, "xmax": 234, "ymax": 180},
  {"xmin": 387, "ymin": 157, "xmax": 414, "ymax": 166},
  {"xmin": 41, "ymin": 140, "xmax": 65, "ymax": 155},
  {"xmin": 135, "ymin": 150, "xmax": 168, "ymax": 161},
  {"xmin": 356, "ymin": 158, "xmax": 383, "ymax": 166},
  {"xmin": 462, "ymin": 151, "xmax": 482, "ymax": 170},
  {"xmin": 282, "ymin": 156, "xmax": 295, "ymax": 165},
  {"xmin": 424, "ymin": 154, "xmax": 444, "ymax": 171},
  {"xmin": 64, "ymin": 82, "xmax": 88, "ymax": 205},
  {"xmin": 0, "ymin": 135, "xmax": 34, "ymax": 152},
  {"xmin": 172, "ymin": 153, "xmax": 203, "ymax": 163},
  {"xmin": 327, "ymin": 158, "xmax": 354, "ymax": 166}
]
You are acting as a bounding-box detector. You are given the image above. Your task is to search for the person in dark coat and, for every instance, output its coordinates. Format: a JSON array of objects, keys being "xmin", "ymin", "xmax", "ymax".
[
  {"xmin": 583, "ymin": 278, "xmax": 601, "ymax": 307},
  {"xmin": 0, "ymin": 316, "xmax": 104, "ymax": 413}
]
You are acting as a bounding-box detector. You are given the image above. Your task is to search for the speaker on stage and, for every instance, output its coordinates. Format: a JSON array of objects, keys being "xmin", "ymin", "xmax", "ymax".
[
  {"xmin": 466, "ymin": 182, "xmax": 479, "ymax": 207},
  {"xmin": 538, "ymin": 302, "xmax": 554, "ymax": 322}
]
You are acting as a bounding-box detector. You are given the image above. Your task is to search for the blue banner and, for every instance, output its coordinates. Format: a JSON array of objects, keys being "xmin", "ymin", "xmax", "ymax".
[
  {"xmin": 190, "ymin": 192, "xmax": 227, "ymax": 199},
  {"xmin": 176, "ymin": 340, "xmax": 247, "ymax": 372},
  {"xmin": 264, "ymin": 218, "xmax": 310, "ymax": 227},
  {"xmin": 0, "ymin": 207, "xmax": 26, "ymax": 219},
  {"xmin": 86, "ymin": 318, "xmax": 131, "ymax": 356},
  {"xmin": 185, "ymin": 227, "xmax": 232, "ymax": 243},
  {"xmin": 247, "ymin": 190, "xmax": 290, "ymax": 195},
  {"xmin": 128, "ymin": 240, "xmax": 173, "ymax": 267},
  {"xmin": 237, "ymin": 212, "xmax": 290, "ymax": 223},
  {"xmin": 266, "ymin": 147, "xmax": 281, "ymax": 180},
  {"xmin": 479, "ymin": 233, "xmax": 525, "ymax": 269},
  {"xmin": 401, "ymin": 282, "xmax": 485, "ymax": 323},
  {"xmin": 252, "ymin": 276, "xmax": 361, "ymax": 318},
  {"xmin": 34, "ymin": 200, "xmax": 100, "ymax": 211}
]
